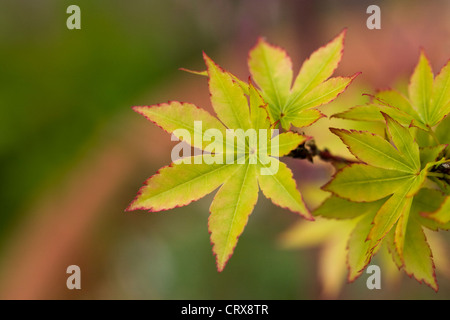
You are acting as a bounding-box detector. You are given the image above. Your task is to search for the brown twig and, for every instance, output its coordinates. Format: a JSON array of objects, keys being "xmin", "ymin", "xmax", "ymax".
[{"xmin": 287, "ymin": 140, "xmax": 358, "ymax": 166}]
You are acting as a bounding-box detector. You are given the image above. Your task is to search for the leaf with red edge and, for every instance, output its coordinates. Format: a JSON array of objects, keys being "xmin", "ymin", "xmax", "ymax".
[
  {"xmin": 129, "ymin": 54, "xmax": 311, "ymax": 272},
  {"xmin": 402, "ymin": 216, "xmax": 438, "ymax": 291},
  {"xmin": 248, "ymin": 30, "xmax": 358, "ymax": 129}
]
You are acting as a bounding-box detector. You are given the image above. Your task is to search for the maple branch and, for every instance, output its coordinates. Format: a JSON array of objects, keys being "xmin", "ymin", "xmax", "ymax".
[{"xmin": 287, "ymin": 140, "xmax": 359, "ymax": 165}]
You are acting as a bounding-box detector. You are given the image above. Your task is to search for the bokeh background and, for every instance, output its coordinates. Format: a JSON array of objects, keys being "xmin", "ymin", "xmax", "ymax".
[{"xmin": 0, "ymin": 0, "xmax": 449, "ymax": 299}]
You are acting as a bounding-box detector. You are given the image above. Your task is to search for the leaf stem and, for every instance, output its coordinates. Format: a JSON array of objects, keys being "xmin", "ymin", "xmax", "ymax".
[{"xmin": 287, "ymin": 140, "xmax": 358, "ymax": 165}]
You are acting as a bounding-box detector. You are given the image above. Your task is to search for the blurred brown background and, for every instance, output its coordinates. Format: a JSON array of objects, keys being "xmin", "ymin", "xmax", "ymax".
[{"xmin": 0, "ymin": 0, "xmax": 449, "ymax": 299}]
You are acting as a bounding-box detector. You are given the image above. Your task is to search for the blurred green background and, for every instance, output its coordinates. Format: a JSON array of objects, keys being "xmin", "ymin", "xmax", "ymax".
[{"xmin": 0, "ymin": 0, "xmax": 449, "ymax": 299}]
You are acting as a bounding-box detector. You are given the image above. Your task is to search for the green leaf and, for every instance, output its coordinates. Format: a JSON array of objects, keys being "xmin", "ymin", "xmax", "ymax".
[
  {"xmin": 204, "ymin": 53, "xmax": 252, "ymax": 130},
  {"xmin": 288, "ymin": 74, "xmax": 359, "ymax": 113},
  {"xmin": 248, "ymin": 30, "xmax": 357, "ymax": 129},
  {"xmin": 347, "ymin": 211, "xmax": 379, "ymax": 281},
  {"xmin": 375, "ymin": 89, "xmax": 421, "ymax": 121},
  {"xmin": 402, "ymin": 216, "xmax": 438, "ymax": 291},
  {"xmin": 249, "ymin": 81, "xmax": 271, "ymax": 130},
  {"xmin": 313, "ymin": 195, "xmax": 385, "ymax": 220},
  {"xmin": 133, "ymin": 102, "xmax": 226, "ymax": 150},
  {"xmin": 384, "ymin": 228, "xmax": 403, "ymax": 269},
  {"xmin": 429, "ymin": 59, "xmax": 450, "ymax": 125},
  {"xmin": 291, "ymin": 30, "xmax": 346, "ymax": 101},
  {"xmin": 323, "ymin": 164, "xmax": 413, "ymax": 202},
  {"xmin": 394, "ymin": 201, "xmax": 411, "ymax": 259},
  {"xmin": 383, "ymin": 113, "xmax": 421, "ymax": 172},
  {"xmin": 332, "ymin": 104, "xmax": 423, "ymax": 129},
  {"xmin": 408, "ymin": 50, "xmax": 434, "ymax": 125},
  {"xmin": 258, "ymin": 160, "xmax": 312, "ymax": 220},
  {"xmin": 367, "ymin": 184, "xmax": 414, "ymax": 252},
  {"xmin": 330, "ymin": 128, "xmax": 416, "ymax": 173},
  {"xmin": 248, "ymin": 37, "xmax": 293, "ymax": 119},
  {"xmin": 127, "ymin": 158, "xmax": 238, "ymax": 211},
  {"xmin": 286, "ymin": 109, "xmax": 325, "ymax": 128},
  {"xmin": 209, "ymin": 162, "xmax": 259, "ymax": 271},
  {"xmin": 130, "ymin": 53, "xmax": 313, "ymax": 272}
]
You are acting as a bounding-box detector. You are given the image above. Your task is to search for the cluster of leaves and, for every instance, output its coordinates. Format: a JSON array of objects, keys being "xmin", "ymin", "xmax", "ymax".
[
  {"xmin": 316, "ymin": 52, "xmax": 450, "ymax": 291},
  {"xmin": 127, "ymin": 30, "xmax": 356, "ymax": 271},
  {"xmin": 127, "ymin": 28, "xmax": 449, "ymax": 292}
]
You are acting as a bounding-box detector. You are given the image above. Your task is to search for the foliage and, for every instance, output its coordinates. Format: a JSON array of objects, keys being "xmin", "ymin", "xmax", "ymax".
[
  {"xmin": 128, "ymin": 30, "xmax": 449, "ymax": 291},
  {"xmin": 318, "ymin": 51, "xmax": 450, "ymax": 291}
]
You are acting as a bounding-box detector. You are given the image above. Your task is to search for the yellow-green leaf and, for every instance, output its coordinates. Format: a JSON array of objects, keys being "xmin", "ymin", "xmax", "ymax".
[
  {"xmin": 331, "ymin": 128, "xmax": 416, "ymax": 173},
  {"xmin": 287, "ymin": 108, "xmax": 325, "ymax": 128},
  {"xmin": 402, "ymin": 216, "xmax": 438, "ymax": 291},
  {"xmin": 127, "ymin": 158, "xmax": 238, "ymax": 211},
  {"xmin": 408, "ymin": 50, "xmax": 434, "ymax": 124},
  {"xmin": 258, "ymin": 160, "xmax": 312, "ymax": 220},
  {"xmin": 209, "ymin": 162, "xmax": 259, "ymax": 272},
  {"xmin": 332, "ymin": 104, "xmax": 416, "ymax": 127},
  {"xmin": 288, "ymin": 74, "xmax": 359, "ymax": 114},
  {"xmin": 383, "ymin": 113, "xmax": 421, "ymax": 172},
  {"xmin": 367, "ymin": 183, "xmax": 414, "ymax": 250},
  {"xmin": 347, "ymin": 211, "xmax": 379, "ymax": 281},
  {"xmin": 204, "ymin": 53, "xmax": 252, "ymax": 130},
  {"xmin": 133, "ymin": 102, "xmax": 227, "ymax": 150},
  {"xmin": 429, "ymin": 59, "xmax": 450, "ymax": 125},
  {"xmin": 291, "ymin": 29, "xmax": 346, "ymax": 102},
  {"xmin": 248, "ymin": 37, "xmax": 293, "ymax": 119},
  {"xmin": 314, "ymin": 195, "xmax": 385, "ymax": 220},
  {"xmin": 323, "ymin": 164, "xmax": 413, "ymax": 202}
]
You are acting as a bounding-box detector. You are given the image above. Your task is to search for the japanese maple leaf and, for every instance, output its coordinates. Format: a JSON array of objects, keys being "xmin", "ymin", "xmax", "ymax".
[
  {"xmin": 182, "ymin": 30, "xmax": 360, "ymax": 130},
  {"xmin": 322, "ymin": 113, "xmax": 448, "ymax": 290},
  {"xmin": 127, "ymin": 53, "xmax": 313, "ymax": 272},
  {"xmin": 248, "ymin": 29, "xmax": 360, "ymax": 129},
  {"xmin": 334, "ymin": 50, "xmax": 450, "ymax": 132},
  {"xmin": 281, "ymin": 193, "xmax": 450, "ymax": 296}
]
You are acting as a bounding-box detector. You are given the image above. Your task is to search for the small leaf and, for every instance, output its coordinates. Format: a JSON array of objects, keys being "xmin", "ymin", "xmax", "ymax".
[
  {"xmin": 382, "ymin": 113, "xmax": 421, "ymax": 172},
  {"xmin": 248, "ymin": 37, "xmax": 293, "ymax": 119},
  {"xmin": 314, "ymin": 195, "xmax": 385, "ymax": 220},
  {"xmin": 332, "ymin": 104, "xmax": 423, "ymax": 129},
  {"xmin": 287, "ymin": 109, "xmax": 325, "ymax": 128},
  {"xmin": 330, "ymin": 128, "xmax": 415, "ymax": 173},
  {"xmin": 291, "ymin": 29, "xmax": 346, "ymax": 101},
  {"xmin": 347, "ymin": 211, "xmax": 379, "ymax": 282},
  {"xmin": 384, "ymin": 228, "xmax": 403, "ymax": 269},
  {"xmin": 288, "ymin": 74, "xmax": 359, "ymax": 114},
  {"xmin": 258, "ymin": 160, "xmax": 313, "ymax": 220},
  {"xmin": 204, "ymin": 53, "xmax": 252, "ymax": 130},
  {"xmin": 394, "ymin": 202, "xmax": 411, "ymax": 259},
  {"xmin": 429, "ymin": 59, "xmax": 450, "ymax": 125},
  {"xmin": 133, "ymin": 102, "xmax": 227, "ymax": 150},
  {"xmin": 249, "ymin": 81, "xmax": 271, "ymax": 130},
  {"xmin": 209, "ymin": 162, "xmax": 259, "ymax": 272},
  {"xmin": 323, "ymin": 164, "xmax": 413, "ymax": 202},
  {"xmin": 402, "ymin": 216, "xmax": 438, "ymax": 291},
  {"xmin": 127, "ymin": 158, "xmax": 238, "ymax": 212},
  {"xmin": 375, "ymin": 89, "xmax": 421, "ymax": 122},
  {"xmin": 367, "ymin": 184, "xmax": 413, "ymax": 251},
  {"xmin": 408, "ymin": 50, "xmax": 434, "ymax": 124}
]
